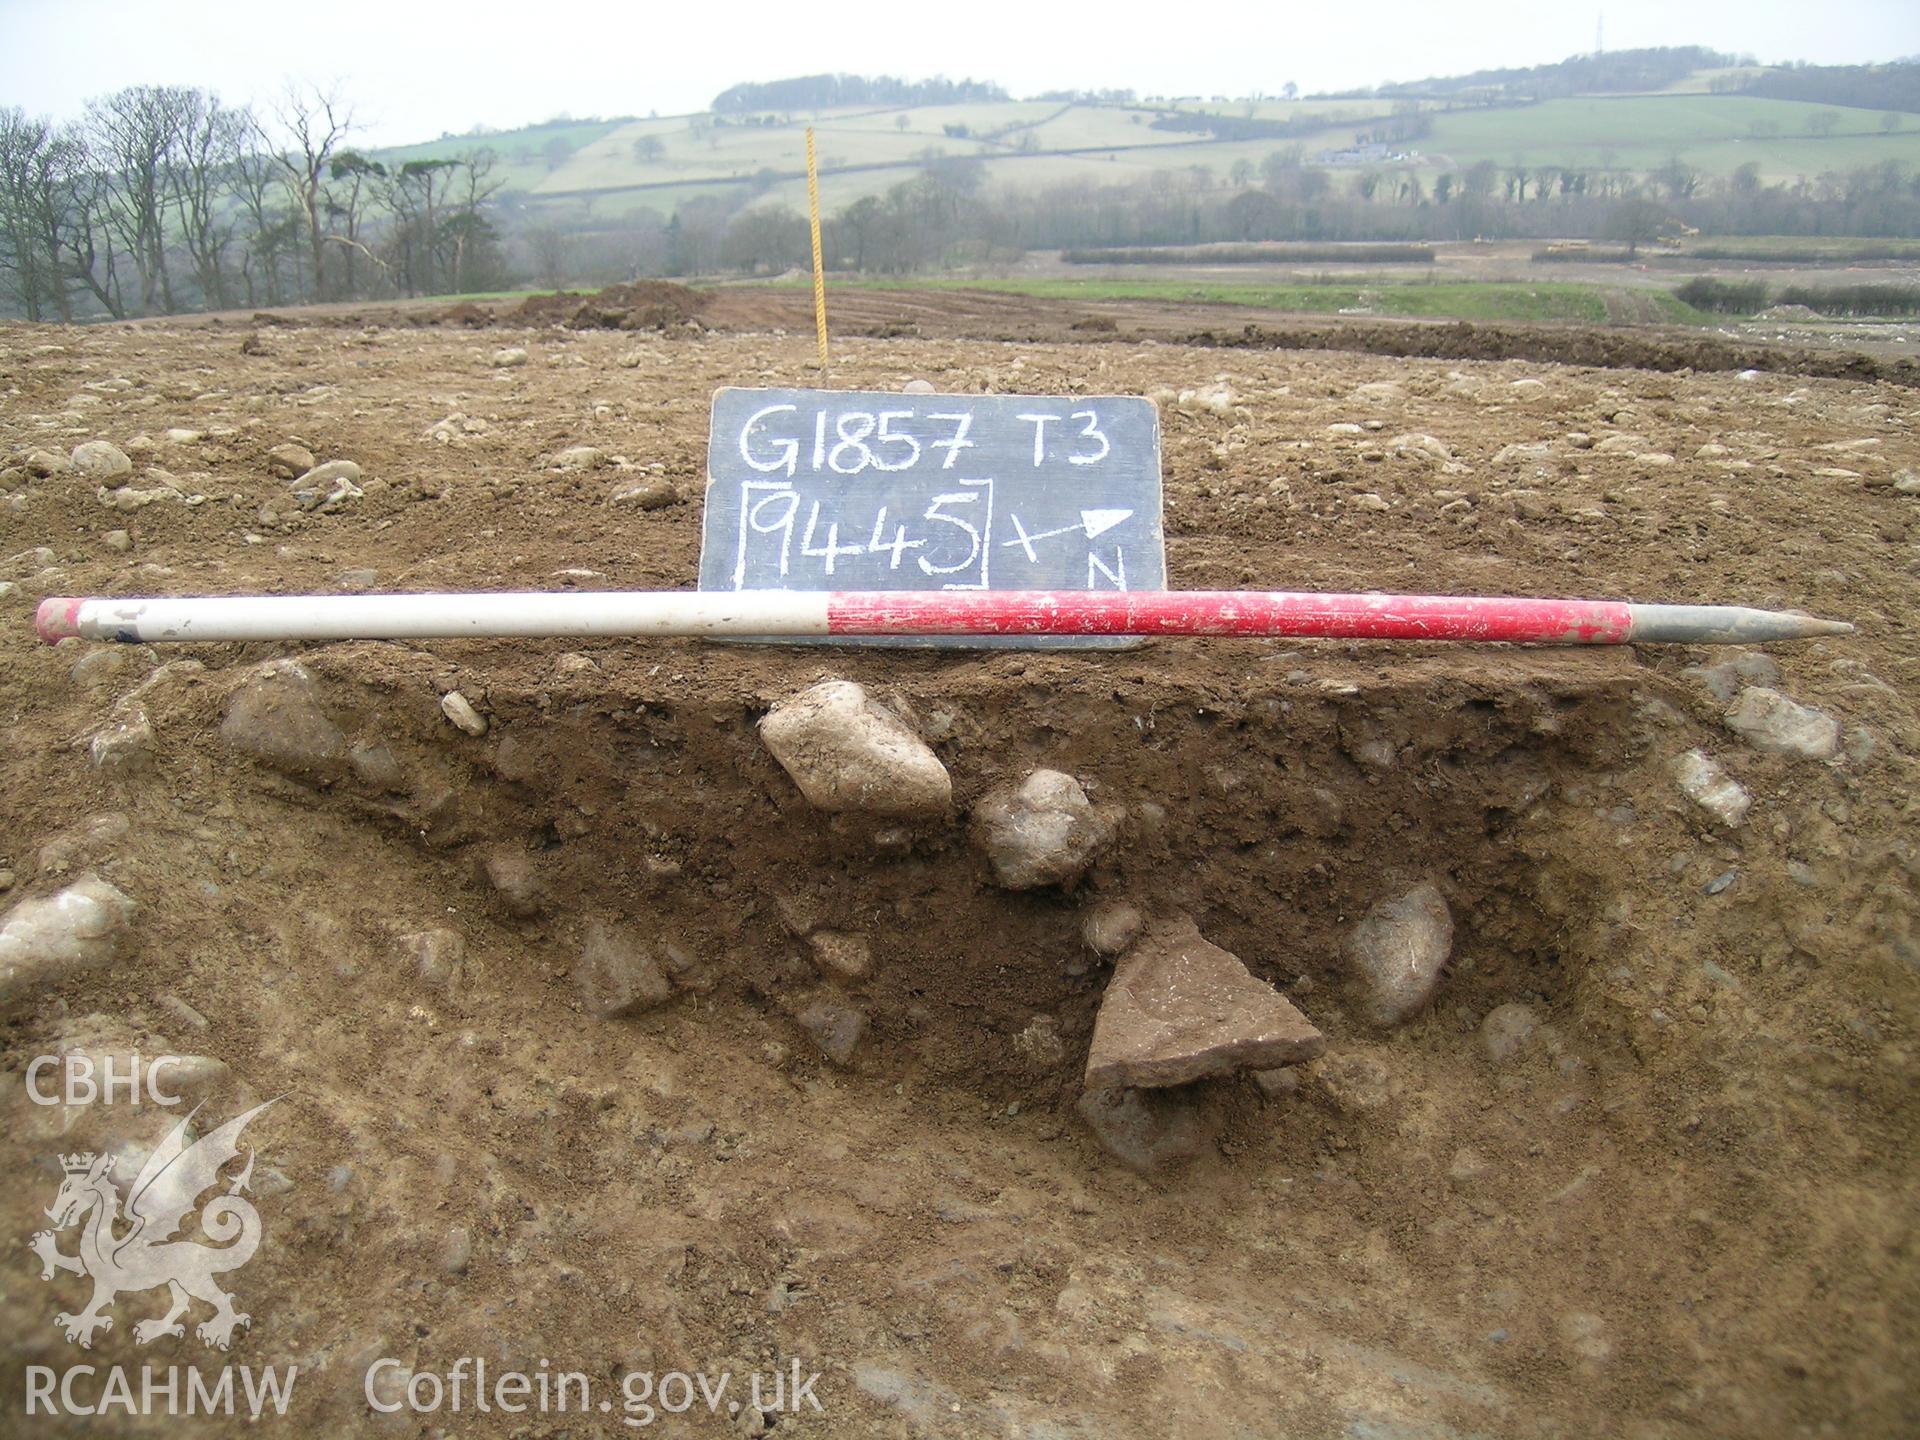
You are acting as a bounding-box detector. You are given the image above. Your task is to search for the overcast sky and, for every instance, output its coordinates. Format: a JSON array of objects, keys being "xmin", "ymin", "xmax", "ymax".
[{"xmin": 2, "ymin": 0, "xmax": 1916, "ymax": 146}]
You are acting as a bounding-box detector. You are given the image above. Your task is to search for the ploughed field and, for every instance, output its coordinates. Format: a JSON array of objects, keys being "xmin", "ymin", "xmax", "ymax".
[{"xmin": 1, "ymin": 296, "xmax": 1916, "ymax": 1437}]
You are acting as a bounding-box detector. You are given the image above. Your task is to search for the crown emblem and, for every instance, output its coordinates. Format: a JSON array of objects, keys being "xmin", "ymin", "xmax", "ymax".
[{"xmin": 59, "ymin": 1152, "xmax": 98, "ymax": 1174}]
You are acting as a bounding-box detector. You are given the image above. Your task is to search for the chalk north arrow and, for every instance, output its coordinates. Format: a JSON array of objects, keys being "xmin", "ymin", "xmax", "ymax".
[{"xmin": 1002, "ymin": 508, "xmax": 1135, "ymax": 559}]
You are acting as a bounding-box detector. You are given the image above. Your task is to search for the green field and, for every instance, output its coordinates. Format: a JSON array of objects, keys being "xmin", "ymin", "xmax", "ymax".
[
  {"xmin": 1421, "ymin": 95, "xmax": 1920, "ymax": 178},
  {"xmin": 818, "ymin": 276, "xmax": 1709, "ymax": 325},
  {"xmin": 372, "ymin": 90, "xmax": 1920, "ymax": 220},
  {"xmin": 378, "ymin": 118, "xmax": 628, "ymax": 195}
]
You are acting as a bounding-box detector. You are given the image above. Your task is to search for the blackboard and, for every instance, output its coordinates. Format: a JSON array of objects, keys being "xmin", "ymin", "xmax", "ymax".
[{"xmin": 697, "ymin": 386, "xmax": 1167, "ymax": 648}]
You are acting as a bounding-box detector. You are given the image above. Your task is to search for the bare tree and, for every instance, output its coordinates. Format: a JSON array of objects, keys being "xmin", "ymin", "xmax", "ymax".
[
  {"xmin": 383, "ymin": 157, "xmax": 459, "ymax": 295},
  {"xmin": 721, "ymin": 204, "xmax": 808, "ymax": 274},
  {"xmin": 53, "ymin": 126, "xmax": 124, "ymax": 317},
  {"xmin": 1654, "ymin": 155, "xmax": 1699, "ymax": 201},
  {"xmin": 0, "ymin": 110, "xmax": 123, "ymax": 320},
  {"xmin": 87, "ymin": 85, "xmax": 193, "ymax": 313},
  {"xmin": 164, "ymin": 91, "xmax": 248, "ymax": 309},
  {"xmin": 272, "ymin": 84, "xmax": 352, "ymax": 301},
  {"xmin": 527, "ymin": 223, "xmax": 572, "ymax": 289},
  {"xmin": 445, "ymin": 149, "xmax": 504, "ymax": 293},
  {"xmin": 1607, "ymin": 193, "xmax": 1664, "ymax": 256},
  {"xmin": 0, "ymin": 108, "xmax": 63, "ymax": 319},
  {"xmin": 230, "ymin": 123, "xmax": 297, "ymax": 306},
  {"xmin": 326, "ymin": 149, "xmax": 388, "ymax": 297}
]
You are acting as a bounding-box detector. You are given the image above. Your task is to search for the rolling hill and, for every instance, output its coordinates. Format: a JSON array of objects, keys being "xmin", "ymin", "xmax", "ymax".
[{"xmin": 371, "ymin": 68, "xmax": 1920, "ymax": 225}]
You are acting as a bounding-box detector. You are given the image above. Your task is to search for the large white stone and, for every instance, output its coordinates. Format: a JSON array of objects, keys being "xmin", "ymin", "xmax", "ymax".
[
  {"xmin": 1346, "ymin": 881, "xmax": 1454, "ymax": 1028},
  {"xmin": 1724, "ymin": 687, "xmax": 1839, "ymax": 760},
  {"xmin": 759, "ymin": 680, "xmax": 950, "ymax": 817},
  {"xmin": 971, "ymin": 769, "xmax": 1116, "ymax": 890},
  {"xmin": 0, "ymin": 876, "xmax": 137, "ymax": 1007}
]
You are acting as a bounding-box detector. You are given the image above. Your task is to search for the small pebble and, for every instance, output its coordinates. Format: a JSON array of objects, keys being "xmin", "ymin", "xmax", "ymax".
[
  {"xmin": 440, "ymin": 690, "xmax": 488, "ymax": 737},
  {"xmin": 1081, "ymin": 900, "xmax": 1143, "ymax": 957},
  {"xmin": 440, "ymin": 1225, "xmax": 472, "ymax": 1273},
  {"xmin": 70, "ymin": 440, "xmax": 132, "ymax": 480},
  {"xmin": 1479, "ymin": 1003, "xmax": 1538, "ymax": 1063}
]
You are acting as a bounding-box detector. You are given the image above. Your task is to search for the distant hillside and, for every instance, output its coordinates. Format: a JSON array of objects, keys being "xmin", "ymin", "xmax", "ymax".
[
  {"xmin": 353, "ymin": 50, "xmax": 1920, "ymax": 252},
  {"xmin": 712, "ymin": 74, "xmax": 1008, "ymax": 114},
  {"xmin": 376, "ymin": 89, "xmax": 1920, "ymax": 232},
  {"xmin": 1742, "ymin": 62, "xmax": 1920, "ymax": 115},
  {"xmin": 1329, "ymin": 46, "xmax": 1738, "ymax": 102},
  {"xmin": 1416, "ymin": 93, "xmax": 1917, "ymax": 174}
]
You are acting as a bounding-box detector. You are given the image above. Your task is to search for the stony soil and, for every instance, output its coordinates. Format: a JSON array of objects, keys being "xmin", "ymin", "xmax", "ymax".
[{"xmin": 1, "ymin": 299, "xmax": 1916, "ymax": 1438}]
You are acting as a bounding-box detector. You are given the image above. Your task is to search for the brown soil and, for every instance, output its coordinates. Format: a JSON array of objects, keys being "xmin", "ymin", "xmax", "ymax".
[
  {"xmin": 218, "ymin": 280, "xmax": 1920, "ymax": 386},
  {"xmin": 1, "ymin": 302, "xmax": 1916, "ymax": 1437},
  {"xmin": 511, "ymin": 281, "xmax": 710, "ymax": 333},
  {"xmin": 694, "ymin": 284, "xmax": 1920, "ymax": 388}
]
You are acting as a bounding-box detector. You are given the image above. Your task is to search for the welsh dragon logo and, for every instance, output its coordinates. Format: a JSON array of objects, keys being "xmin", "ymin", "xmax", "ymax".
[{"xmin": 29, "ymin": 1099, "xmax": 278, "ymax": 1350}]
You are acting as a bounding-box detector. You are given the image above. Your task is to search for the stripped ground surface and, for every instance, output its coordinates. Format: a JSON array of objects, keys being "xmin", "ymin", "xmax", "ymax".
[
  {"xmin": 147, "ymin": 277, "xmax": 1920, "ymax": 376},
  {"xmin": 0, "ymin": 310, "xmax": 1916, "ymax": 1437}
]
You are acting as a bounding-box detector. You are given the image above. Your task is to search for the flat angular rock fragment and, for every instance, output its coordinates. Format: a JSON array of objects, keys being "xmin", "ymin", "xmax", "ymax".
[
  {"xmin": 808, "ymin": 930, "xmax": 873, "ymax": 981},
  {"xmin": 575, "ymin": 919, "xmax": 674, "ymax": 1018},
  {"xmin": 1085, "ymin": 916, "xmax": 1324, "ymax": 1090},
  {"xmin": 1723, "ymin": 687, "xmax": 1840, "ymax": 760},
  {"xmin": 796, "ymin": 994, "xmax": 867, "ymax": 1066},
  {"xmin": 219, "ymin": 661, "xmax": 348, "ymax": 782}
]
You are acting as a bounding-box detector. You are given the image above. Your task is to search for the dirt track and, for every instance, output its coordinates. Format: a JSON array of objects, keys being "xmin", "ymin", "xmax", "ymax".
[{"xmin": 1, "ymin": 296, "xmax": 1916, "ymax": 1437}]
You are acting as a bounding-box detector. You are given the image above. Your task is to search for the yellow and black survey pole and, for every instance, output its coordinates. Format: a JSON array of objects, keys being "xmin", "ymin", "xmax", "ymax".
[{"xmin": 805, "ymin": 127, "xmax": 828, "ymax": 371}]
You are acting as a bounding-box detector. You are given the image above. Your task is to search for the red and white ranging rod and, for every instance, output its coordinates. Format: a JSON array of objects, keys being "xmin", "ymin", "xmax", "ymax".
[{"xmin": 37, "ymin": 589, "xmax": 1852, "ymax": 647}]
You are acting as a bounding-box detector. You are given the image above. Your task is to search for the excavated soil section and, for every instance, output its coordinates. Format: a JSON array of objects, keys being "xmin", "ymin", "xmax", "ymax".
[
  {"xmin": 0, "ymin": 312, "xmax": 1915, "ymax": 1437},
  {"xmin": 217, "ymin": 280, "xmax": 1920, "ymax": 387}
]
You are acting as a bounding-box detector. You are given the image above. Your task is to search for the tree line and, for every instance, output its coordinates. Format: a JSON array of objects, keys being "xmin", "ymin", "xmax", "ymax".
[
  {"xmin": 711, "ymin": 74, "xmax": 1008, "ymax": 115},
  {"xmin": 0, "ymin": 84, "xmax": 504, "ymax": 321},
  {"xmin": 535, "ymin": 145, "xmax": 1920, "ymax": 285},
  {"xmin": 1322, "ymin": 51, "xmax": 1920, "ymax": 121},
  {"xmin": 1741, "ymin": 62, "xmax": 1920, "ymax": 116},
  {"xmin": 1328, "ymin": 46, "xmax": 1738, "ymax": 102},
  {"xmin": 8, "ymin": 81, "xmax": 1920, "ymax": 321}
]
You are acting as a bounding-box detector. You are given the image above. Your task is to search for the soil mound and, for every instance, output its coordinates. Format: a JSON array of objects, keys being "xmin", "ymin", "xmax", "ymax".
[
  {"xmin": 437, "ymin": 300, "xmax": 494, "ymax": 327},
  {"xmin": 1756, "ymin": 303, "xmax": 1824, "ymax": 322},
  {"xmin": 1198, "ymin": 317, "xmax": 1920, "ymax": 387},
  {"xmin": 510, "ymin": 280, "xmax": 707, "ymax": 331}
]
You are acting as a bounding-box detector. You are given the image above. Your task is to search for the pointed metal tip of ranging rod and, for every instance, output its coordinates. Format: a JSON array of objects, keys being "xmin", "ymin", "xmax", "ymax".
[{"xmin": 1627, "ymin": 603, "xmax": 1855, "ymax": 645}]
